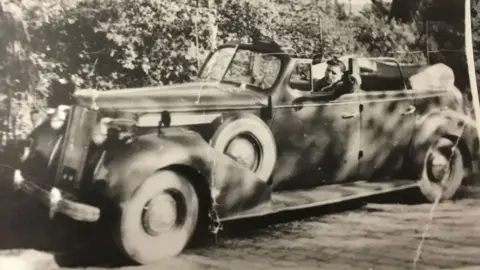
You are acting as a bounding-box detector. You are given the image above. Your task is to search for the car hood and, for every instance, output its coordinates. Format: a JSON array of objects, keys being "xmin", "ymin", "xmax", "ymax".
[{"xmin": 73, "ymin": 81, "xmax": 267, "ymax": 113}]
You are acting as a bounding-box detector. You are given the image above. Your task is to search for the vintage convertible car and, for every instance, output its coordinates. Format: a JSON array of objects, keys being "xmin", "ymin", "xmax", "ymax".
[{"xmin": 12, "ymin": 41, "xmax": 480, "ymax": 264}]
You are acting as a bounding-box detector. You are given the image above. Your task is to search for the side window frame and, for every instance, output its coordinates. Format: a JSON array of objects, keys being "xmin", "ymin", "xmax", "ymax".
[{"xmin": 287, "ymin": 59, "xmax": 314, "ymax": 92}]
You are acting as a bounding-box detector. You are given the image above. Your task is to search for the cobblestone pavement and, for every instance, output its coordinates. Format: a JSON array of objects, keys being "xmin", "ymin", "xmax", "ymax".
[{"xmin": 1, "ymin": 187, "xmax": 480, "ymax": 270}]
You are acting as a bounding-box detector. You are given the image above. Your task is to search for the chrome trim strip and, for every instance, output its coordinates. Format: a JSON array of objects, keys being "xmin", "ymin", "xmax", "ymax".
[
  {"xmin": 13, "ymin": 169, "xmax": 101, "ymax": 223},
  {"xmin": 136, "ymin": 112, "xmax": 222, "ymax": 127}
]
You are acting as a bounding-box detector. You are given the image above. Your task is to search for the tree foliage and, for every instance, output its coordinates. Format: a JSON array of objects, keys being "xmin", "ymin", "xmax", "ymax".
[
  {"xmin": 0, "ymin": 0, "xmax": 470, "ymax": 142},
  {"xmin": 473, "ymin": 0, "xmax": 480, "ymax": 58}
]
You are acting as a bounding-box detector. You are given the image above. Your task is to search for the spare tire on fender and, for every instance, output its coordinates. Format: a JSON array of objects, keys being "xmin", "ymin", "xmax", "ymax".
[{"xmin": 209, "ymin": 113, "xmax": 277, "ymax": 184}]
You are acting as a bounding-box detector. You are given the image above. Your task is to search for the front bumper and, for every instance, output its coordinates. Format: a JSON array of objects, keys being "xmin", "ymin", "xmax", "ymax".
[{"xmin": 13, "ymin": 169, "xmax": 101, "ymax": 222}]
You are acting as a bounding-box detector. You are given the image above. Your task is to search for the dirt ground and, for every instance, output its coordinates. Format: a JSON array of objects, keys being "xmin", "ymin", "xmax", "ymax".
[{"xmin": 1, "ymin": 187, "xmax": 480, "ymax": 270}]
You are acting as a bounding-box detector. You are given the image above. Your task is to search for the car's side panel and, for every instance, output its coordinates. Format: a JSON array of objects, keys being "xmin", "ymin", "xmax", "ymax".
[
  {"xmin": 357, "ymin": 91, "xmax": 416, "ymax": 181},
  {"xmin": 268, "ymin": 90, "xmax": 361, "ymax": 190}
]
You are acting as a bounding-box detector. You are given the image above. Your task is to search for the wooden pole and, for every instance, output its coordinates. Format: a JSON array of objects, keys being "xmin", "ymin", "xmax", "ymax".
[
  {"xmin": 207, "ymin": 0, "xmax": 217, "ymax": 50},
  {"xmin": 194, "ymin": 8, "xmax": 200, "ymax": 71},
  {"xmin": 426, "ymin": 20, "xmax": 430, "ymax": 65}
]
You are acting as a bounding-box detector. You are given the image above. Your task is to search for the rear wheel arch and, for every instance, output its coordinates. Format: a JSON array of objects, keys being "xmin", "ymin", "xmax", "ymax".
[
  {"xmin": 430, "ymin": 121, "xmax": 474, "ymax": 172},
  {"xmin": 406, "ymin": 115, "xmax": 472, "ymax": 177},
  {"xmin": 442, "ymin": 134, "xmax": 472, "ymax": 171}
]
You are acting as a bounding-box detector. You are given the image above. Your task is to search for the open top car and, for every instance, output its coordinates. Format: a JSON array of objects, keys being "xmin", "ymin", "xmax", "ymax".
[{"xmin": 12, "ymin": 41, "xmax": 480, "ymax": 264}]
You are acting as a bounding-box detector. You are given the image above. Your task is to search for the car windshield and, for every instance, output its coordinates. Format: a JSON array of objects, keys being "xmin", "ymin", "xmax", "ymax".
[{"xmin": 198, "ymin": 47, "xmax": 282, "ymax": 90}]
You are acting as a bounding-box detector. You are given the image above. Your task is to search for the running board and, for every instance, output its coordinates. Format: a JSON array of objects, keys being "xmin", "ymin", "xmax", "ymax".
[{"xmin": 221, "ymin": 180, "xmax": 418, "ymax": 222}]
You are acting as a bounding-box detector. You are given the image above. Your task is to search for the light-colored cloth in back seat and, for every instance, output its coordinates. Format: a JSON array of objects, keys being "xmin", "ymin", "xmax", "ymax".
[{"xmin": 408, "ymin": 63, "xmax": 455, "ymax": 91}]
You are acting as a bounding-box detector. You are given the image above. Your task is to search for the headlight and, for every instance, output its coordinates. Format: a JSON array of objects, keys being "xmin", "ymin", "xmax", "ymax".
[
  {"xmin": 19, "ymin": 138, "xmax": 33, "ymax": 162},
  {"xmin": 49, "ymin": 105, "xmax": 70, "ymax": 130},
  {"xmin": 91, "ymin": 117, "xmax": 113, "ymax": 145},
  {"xmin": 91, "ymin": 117, "xmax": 136, "ymax": 146},
  {"xmin": 13, "ymin": 169, "xmax": 25, "ymax": 187},
  {"xmin": 50, "ymin": 187, "xmax": 62, "ymax": 205}
]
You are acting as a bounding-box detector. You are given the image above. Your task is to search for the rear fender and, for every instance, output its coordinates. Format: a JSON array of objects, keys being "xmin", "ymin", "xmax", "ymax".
[
  {"xmin": 407, "ymin": 108, "xmax": 479, "ymax": 180},
  {"xmin": 93, "ymin": 128, "xmax": 271, "ymax": 218}
]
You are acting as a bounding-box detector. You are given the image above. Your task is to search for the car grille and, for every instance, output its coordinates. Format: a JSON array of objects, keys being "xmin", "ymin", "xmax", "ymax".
[
  {"xmin": 21, "ymin": 105, "xmax": 98, "ymax": 194},
  {"xmin": 53, "ymin": 105, "xmax": 98, "ymax": 193},
  {"xmin": 20, "ymin": 122, "xmax": 64, "ymax": 189}
]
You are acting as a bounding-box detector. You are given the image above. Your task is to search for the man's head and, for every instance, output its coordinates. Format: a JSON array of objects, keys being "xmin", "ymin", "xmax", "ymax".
[{"xmin": 323, "ymin": 58, "xmax": 346, "ymax": 85}]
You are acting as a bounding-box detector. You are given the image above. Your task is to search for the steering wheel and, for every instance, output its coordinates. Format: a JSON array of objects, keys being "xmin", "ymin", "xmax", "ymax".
[
  {"xmin": 251, "ymin": 74, "xmax": 267, "ymax": 88},
  {"xmin": 319, "ymin": 79, "xmax": 341, "ymax": 92}
]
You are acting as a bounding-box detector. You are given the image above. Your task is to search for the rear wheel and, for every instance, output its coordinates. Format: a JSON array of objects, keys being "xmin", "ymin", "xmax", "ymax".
[
  {"xmin": 114, "ymin": 170, "xmax": 199, "ymax": 265},
  {"xmin": 418, "ymin": 137, "xmax": 466, "ymax": 202}
]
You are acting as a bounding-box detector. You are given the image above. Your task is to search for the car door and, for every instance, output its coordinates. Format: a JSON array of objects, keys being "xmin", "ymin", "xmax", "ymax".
[
  {"xmin": 269, "ymin": 59, "xmax": 362, "ymax": 191},
  {"xmin": 357, "ymin": 89, "xmax": 416, "ymax": 181}
]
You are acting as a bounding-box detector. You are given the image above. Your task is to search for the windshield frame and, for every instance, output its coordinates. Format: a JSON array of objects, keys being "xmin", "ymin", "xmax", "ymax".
[{"xmin": 197, "ymin": 44, "xmax": 288, "ymax": 93}]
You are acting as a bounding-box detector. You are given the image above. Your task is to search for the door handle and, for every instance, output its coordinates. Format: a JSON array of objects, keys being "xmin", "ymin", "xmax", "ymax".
[
  {"xmin": 342, "ymin": 112, "xmax": 358, "ymax": 119},
  {"xmin": 401, "ymin": 105, "xmax": 416, "ymax": 116}
]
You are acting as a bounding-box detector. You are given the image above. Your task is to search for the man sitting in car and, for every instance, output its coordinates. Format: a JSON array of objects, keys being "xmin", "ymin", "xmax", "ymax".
[
  {"xmin": 313, "ymin": 57, "xmax": 362, "ymax": 96},
  {"xmin": 313, "ymin": 58, "xmax": 346, "ymax": 92}
]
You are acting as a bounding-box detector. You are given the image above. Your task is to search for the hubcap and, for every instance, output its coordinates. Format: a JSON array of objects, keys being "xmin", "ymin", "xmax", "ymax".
[
  {"xmin": 225, "ymin": 135, "xmax": 260, "ymax": 171},
  {"xmin": 142, "ymin": 192, "xmax": 178, "ymax": 236},
  {"xmin": 427, "ymin": 150, "xmax": 451, "ymax": 183}
]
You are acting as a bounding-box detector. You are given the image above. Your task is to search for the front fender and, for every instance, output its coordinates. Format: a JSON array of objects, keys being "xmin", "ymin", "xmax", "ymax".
[
  {"xmin": 407, "ymin": 108, "xmax": 480, "ymax": 180},
  {"xmin": 93, "ymin": 128, "xmax": 271, "ymax": 218}
]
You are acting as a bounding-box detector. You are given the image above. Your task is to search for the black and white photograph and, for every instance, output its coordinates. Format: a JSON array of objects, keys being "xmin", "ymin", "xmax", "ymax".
[{"xmin": 1, "ymin": 0, "xmax": 480, "ymax": 269}]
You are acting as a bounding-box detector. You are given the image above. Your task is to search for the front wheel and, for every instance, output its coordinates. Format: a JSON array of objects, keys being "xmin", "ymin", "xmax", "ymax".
[
  {"xmin": 114, "ymin": 170, "xmax": 199, "ymax": 265},
  {"xmin": 418, "ymin": 137, "xmax": 466, "ymax": 202}
]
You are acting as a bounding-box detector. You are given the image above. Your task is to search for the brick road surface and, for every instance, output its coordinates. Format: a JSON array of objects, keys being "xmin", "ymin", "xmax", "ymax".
[{"xmin": 1, "ymin": 187, "xmax": 480, "ymax": 270}]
